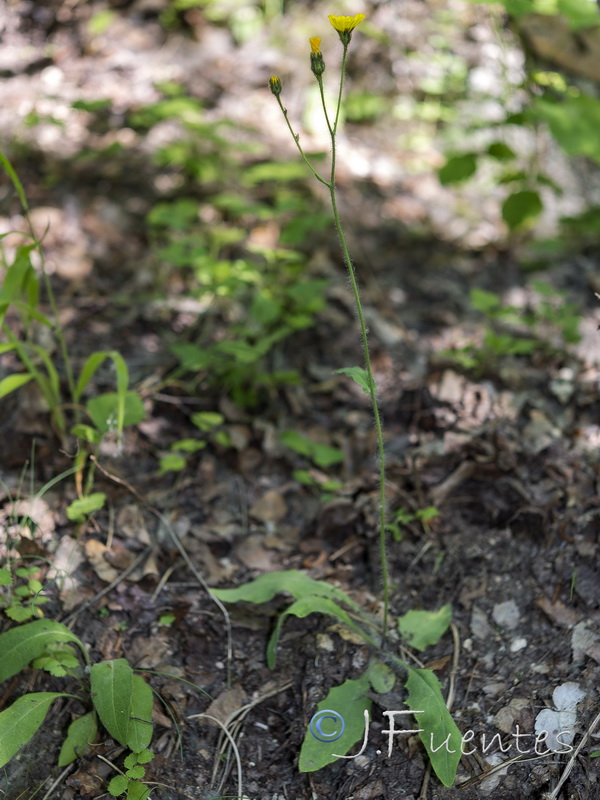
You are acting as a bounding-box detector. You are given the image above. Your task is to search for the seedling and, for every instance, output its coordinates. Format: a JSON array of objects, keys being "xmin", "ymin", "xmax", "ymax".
[{"xmin": 0, "ymin": 621, "xmax": 154, "ymax": 796}]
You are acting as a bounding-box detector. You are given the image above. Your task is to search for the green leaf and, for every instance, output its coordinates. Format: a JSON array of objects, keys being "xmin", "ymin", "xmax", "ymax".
[
  {"xmin": 298, "ymin": 675, "xmax": 371, "ymax": 771},
  {"xmin": 127, "ymin": 781, "xmax": 152, "ymax": 800},
  {"xmin": 135, "ymin": 749, "xmax": 154, "ymax": 764},
  {"xmin": 335, "ymin": 366, "xmax": 372, "ymax": 394},
  {"xmin": 438, "ymin": 153, "xmax": 477, "ymax": 185},
  {"xmin": 405, "ymin": 667, "xmax": 462, "ymax": 787},
  {"xmin": 158, "ymin": 453, "xmax": 187, "ymax": 474},
  {"xmin": 190, "ymin": 411, "xmax": 224, "ymax": 431},
  {"xmin": 310, "ymin": 443, "xmax": 345, "ymax": 469},
  {"xmin": 266, "ymin": 596, "xmax": 376, "ymax": 668},
  {"xmin": 0, "ymin": 372, "xmax": 33, "ymax": 399},
  {"xmin": 86, "ymin": 391, "xmax": 145, "ymax": 435},
  {"xmin": 125, "ymin": 765, "xmax": 145, "ymax": 780},
  {"xmin": 0, "ymin": 151, "xmax": 29, "ymax": 212},
  {"xmin": 0, "ymin": 619, "xmax": 85, "ymax": 683},
  {"xmin": 90, "ymin": 659, "xmax": 133, "ymax": 747},
  {"xmin": 66, "ymin": 493, "xmax": 106, "ymax": 521},
  {"xmin": 486, "ymin": 142, "xmax": 516, "ymax": 160},
  {"xmin": 367, "ymin": 661, "xmax": 396, "ymax": 693},
  {"xmin": 0, "ymin": 567, "xmax": 12, "ymax": 586},
  {"xmin": 108, "ymin": 775, "xmax": 129, "ymax": 797},
  {"xmin": 71, "ymin": 424, "xmax": 102, "ymax": 444},
  {"xmin": 58, "ymin": 712, "xmax": 98, "ymax": 766},
  {"xmin": 280, "ymin": 430, "xmax": 314, "ymax": 457},
  {"xmin": 0, "ymin": 692, "xmax": 68, "ymax": 767},
  {"xmin": 127, "ymin": 674, "xmax": 153, "ymax": 752},
  {"xmin": 534, "ymin": 94, "xmax": 600, "ymax": 163},
  {"xmin": 211, "ymin": 570, "xmax": 364, "ymax": 616},
  {"xmin": 470, "ymin": 288, "xmax": 501, "ymax": 315},
  {"xmin": 502, "ymin": 190, "xmax": 543, "ymax": 230},
  {"xmin": 397, "ymin": 605, "xmax": 452, "ymax": 651}
]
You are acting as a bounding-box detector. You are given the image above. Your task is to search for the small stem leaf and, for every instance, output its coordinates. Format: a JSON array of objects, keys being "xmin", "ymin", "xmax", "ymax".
[
  {"xmin": 0, "ymin": 372, "xmax": 34, "ymax": 399},
  {"xmin": 299, "ymin": 674, "xmax": 371, "ymax": 772},
  {"xmin": 58, "ymin": 711, "xmax": 98, "ymax": 766},
  {"xmin": 90, "ymin": 659, "xmax": 133, "ymax": 747},
  {"xmin": 0, "ymin": 692, "xmax": 68, "ymax": 768},
  {"xmin": 127, "ymin": 674, "xmax": 154, "ymax": 752},
  {"xmin": 0, "ymin": 619, "xmax": 86, "ymax": 683},
  {"xmin": 335, "ymin": 366, "xmax": 373, "ymax": 394},
  {"xmin": 404, "ymin": 667, "xmax": 462, "ymax": 787}
]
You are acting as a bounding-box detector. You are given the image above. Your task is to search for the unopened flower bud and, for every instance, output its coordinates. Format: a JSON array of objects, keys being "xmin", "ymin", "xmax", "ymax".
[
  {"xmin": 269, "ymin": 75, "xmax": 282, "ymax": 96},
  {"xmin": 309, "ymin": 37, "xmax": 325, "ymax": 76}
]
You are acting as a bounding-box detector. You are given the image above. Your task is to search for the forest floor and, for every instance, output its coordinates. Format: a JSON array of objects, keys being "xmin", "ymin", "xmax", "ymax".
[{"xmin": 1, "ymin": 1, "xmax": 600, "ymax": 799}]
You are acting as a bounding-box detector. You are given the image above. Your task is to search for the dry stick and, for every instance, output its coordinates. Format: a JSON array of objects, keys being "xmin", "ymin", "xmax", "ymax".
[
  {"xmin": 86, "ymin": 456, "xmax": 233, "ymax": 686},
  {"xmin": 188, "ymin": 713, "xmax": 243, "ymax": 800},
  {"xmin": 545, "ymin": 707, "xmax": 600, "ymax": 800}
]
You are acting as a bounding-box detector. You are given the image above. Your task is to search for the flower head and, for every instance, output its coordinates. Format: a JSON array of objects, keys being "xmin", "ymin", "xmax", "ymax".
[
  {"xmin": 269, "ymin": 75, "xmax": 282, "ymax": 96},
  {"xmin": 309, "ymin": 37, "xmax": 325, "ymax": 76},
  {"xmin": 328, "ymin": 13, "xmax": 365, "ymax": 44}
]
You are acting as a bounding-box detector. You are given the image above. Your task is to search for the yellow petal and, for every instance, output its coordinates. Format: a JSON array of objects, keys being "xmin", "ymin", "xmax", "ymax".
[
  {"xmin": 309, "ymin": 36, "xmax": 322, "ymax": 54},
  {"xmin": 328, "ymin": 13, "xmax": 366, "ymax": 33}
]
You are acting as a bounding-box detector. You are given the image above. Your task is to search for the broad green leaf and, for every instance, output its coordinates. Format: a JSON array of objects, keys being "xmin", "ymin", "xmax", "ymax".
[
  {"xmin": 405, "ymin": 667, "xmax": 462, "ymax": 787},
  {"xmin": 66, "ymin": 493, "xmax": 106, "ymax": 521},
  {"xmin": 71, "ymin": 424, "xmax": 102, "ymax": 444},
  {"xmin": 171, "ymin": 438, "xmax": 206, "ymax": 453},
  {"xmin": 126, "ymin": 781, "xmax": 152, "ymax": 800},
  {"xmin": 438, "ymin": 153, "xmax": 477, "ymax": 185},
  {"xmin": 0, "ymin": 373, "xmax": 33, "ymax": 399},
  {"xmin": 397, "ymin": 605, "xmax": 452, "ymax": 651},
  {"xmin": 170, "ymin": 343, "xmax": 212, "ymax": 371},
  {"xmin": 58, "ymin": 711, "xmax": 98, "ymax": 766},
  {"xmin": 86, "ymin": 391, "xmax": 144, "ymax": 435},
  {"xmin": 108, "ymin": 775, "xmax": 129, "ymax": 797},
  {"xmin": 212, "ymin": 570, "xmax": 364, "ymax": 617},
  {"xmin": 90, "ymin": 659, "xmax": 133, "ymax": 747},
  {"xmin": 267, "ymin": 595, "xmax": 376, "ymax": 668},
  {"xmin": 367, "ymin": 661, "xmax": 396, "ymax": 693},
  {"xmin": 0, "ymin": 619, "xmax": 85, "ymax": 683},
  {"xmin": 75, "ymin": 351, "xmax": 130, "ymax": 438},
  {"xmin": 0, "ymin": 692, "xmax": 68, "ymax": 768},
  {"xmin": 0, "ymin": 567, "xmax": 12, "ymax": 586},
  {"xmin": 534, "ymin": 95, "xmax": 600, "ymax": 163},
  {"xmin": 502, "ymin": 190, "xmax": 543, "ymax": 230},
  {"xmin": 127, "ymin": 674, "xmax": 153, "ymax": 752},
  {"xmin": 470, "ymin": 288, "xmax": 501, "ymax": 315},
  {"xmin": 299, "ymin": 674, "xmax": 371, "ymax": 771},
  {"xmin": 335, "ymin": 366, "xmax": 372, "ymax": 394}
]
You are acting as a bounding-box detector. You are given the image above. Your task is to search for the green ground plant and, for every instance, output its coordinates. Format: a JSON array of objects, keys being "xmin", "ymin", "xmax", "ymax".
[
  {"xmin": 0, "ymin": 620, "xmax": 154, "ymax": 799},
  {"xmin": 439, "ymin": 0, "xmax": 600, "ymax": 235},
  {"xmin": 213, "ymin": 14, "xmax": 462, "ymax": 788},
  {"xmin": 439, "ymin": 282, "xmax": 580, "ymax": 376},
  {"xmin": 0, "ymin": 154, "xmax": 144, "ymax": 515}
]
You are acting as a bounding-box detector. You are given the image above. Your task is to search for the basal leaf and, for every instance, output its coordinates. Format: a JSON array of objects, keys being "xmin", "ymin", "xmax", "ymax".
[
  {"xmin": 397, "ymin": 604, "xmax": 452, "ymax": 651},
  {"xmin": 299, "ymin": 674, "xmax": 371, "ymax": 772},
  {"xmin": 0, "ymin": 619, "xmax": 85, "ymax": 683},
  {"xmin": 267, "ymin": 596, "xmax": 375, "ymax": 668},
  {"xmin": 66, "ymin": 492, "xmax": 107, "ymax": 521},
  {"xmin": 0, "ymin": 692, "xmax": 68, "ymax": 768},
  {"xmin": 404, "ymin": 666, "xmax": 462, "ymax": 787},
  {"xmin": 0, "ymin": 372, "xmax": 33, "ymax": 399},
  {"xmin": 90, "ymin": 659, "xmax": 133, "ymax": 747},
  {"xmin": 127, "ymin": 674, "xmax": 153, "ymax": 752},
  {"xmin": 367, "ymin": 660, "xmax": 396, "ymax": 693},
  {"xmin": 58, "ymin": 711, "xmax": 98, "ymax": 766}
]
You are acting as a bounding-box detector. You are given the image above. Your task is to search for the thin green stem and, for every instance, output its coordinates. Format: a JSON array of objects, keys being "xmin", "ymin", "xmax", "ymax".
[
  {"xmin": 275, "ymin": 96, "xmax": 330, "ymax": 188},
  {"xmin": 327, "ymin": 44, "xmax": 388, "ymax": 641}
]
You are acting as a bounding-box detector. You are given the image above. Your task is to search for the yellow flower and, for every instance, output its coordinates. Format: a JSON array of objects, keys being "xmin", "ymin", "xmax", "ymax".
[
  {"xmin": 309, "ymin": 37, "xmax": 322, "ymax": 55},
  {"xmin": 328, "ymin": 13, "xmax": 365, "ymax": 33}
]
